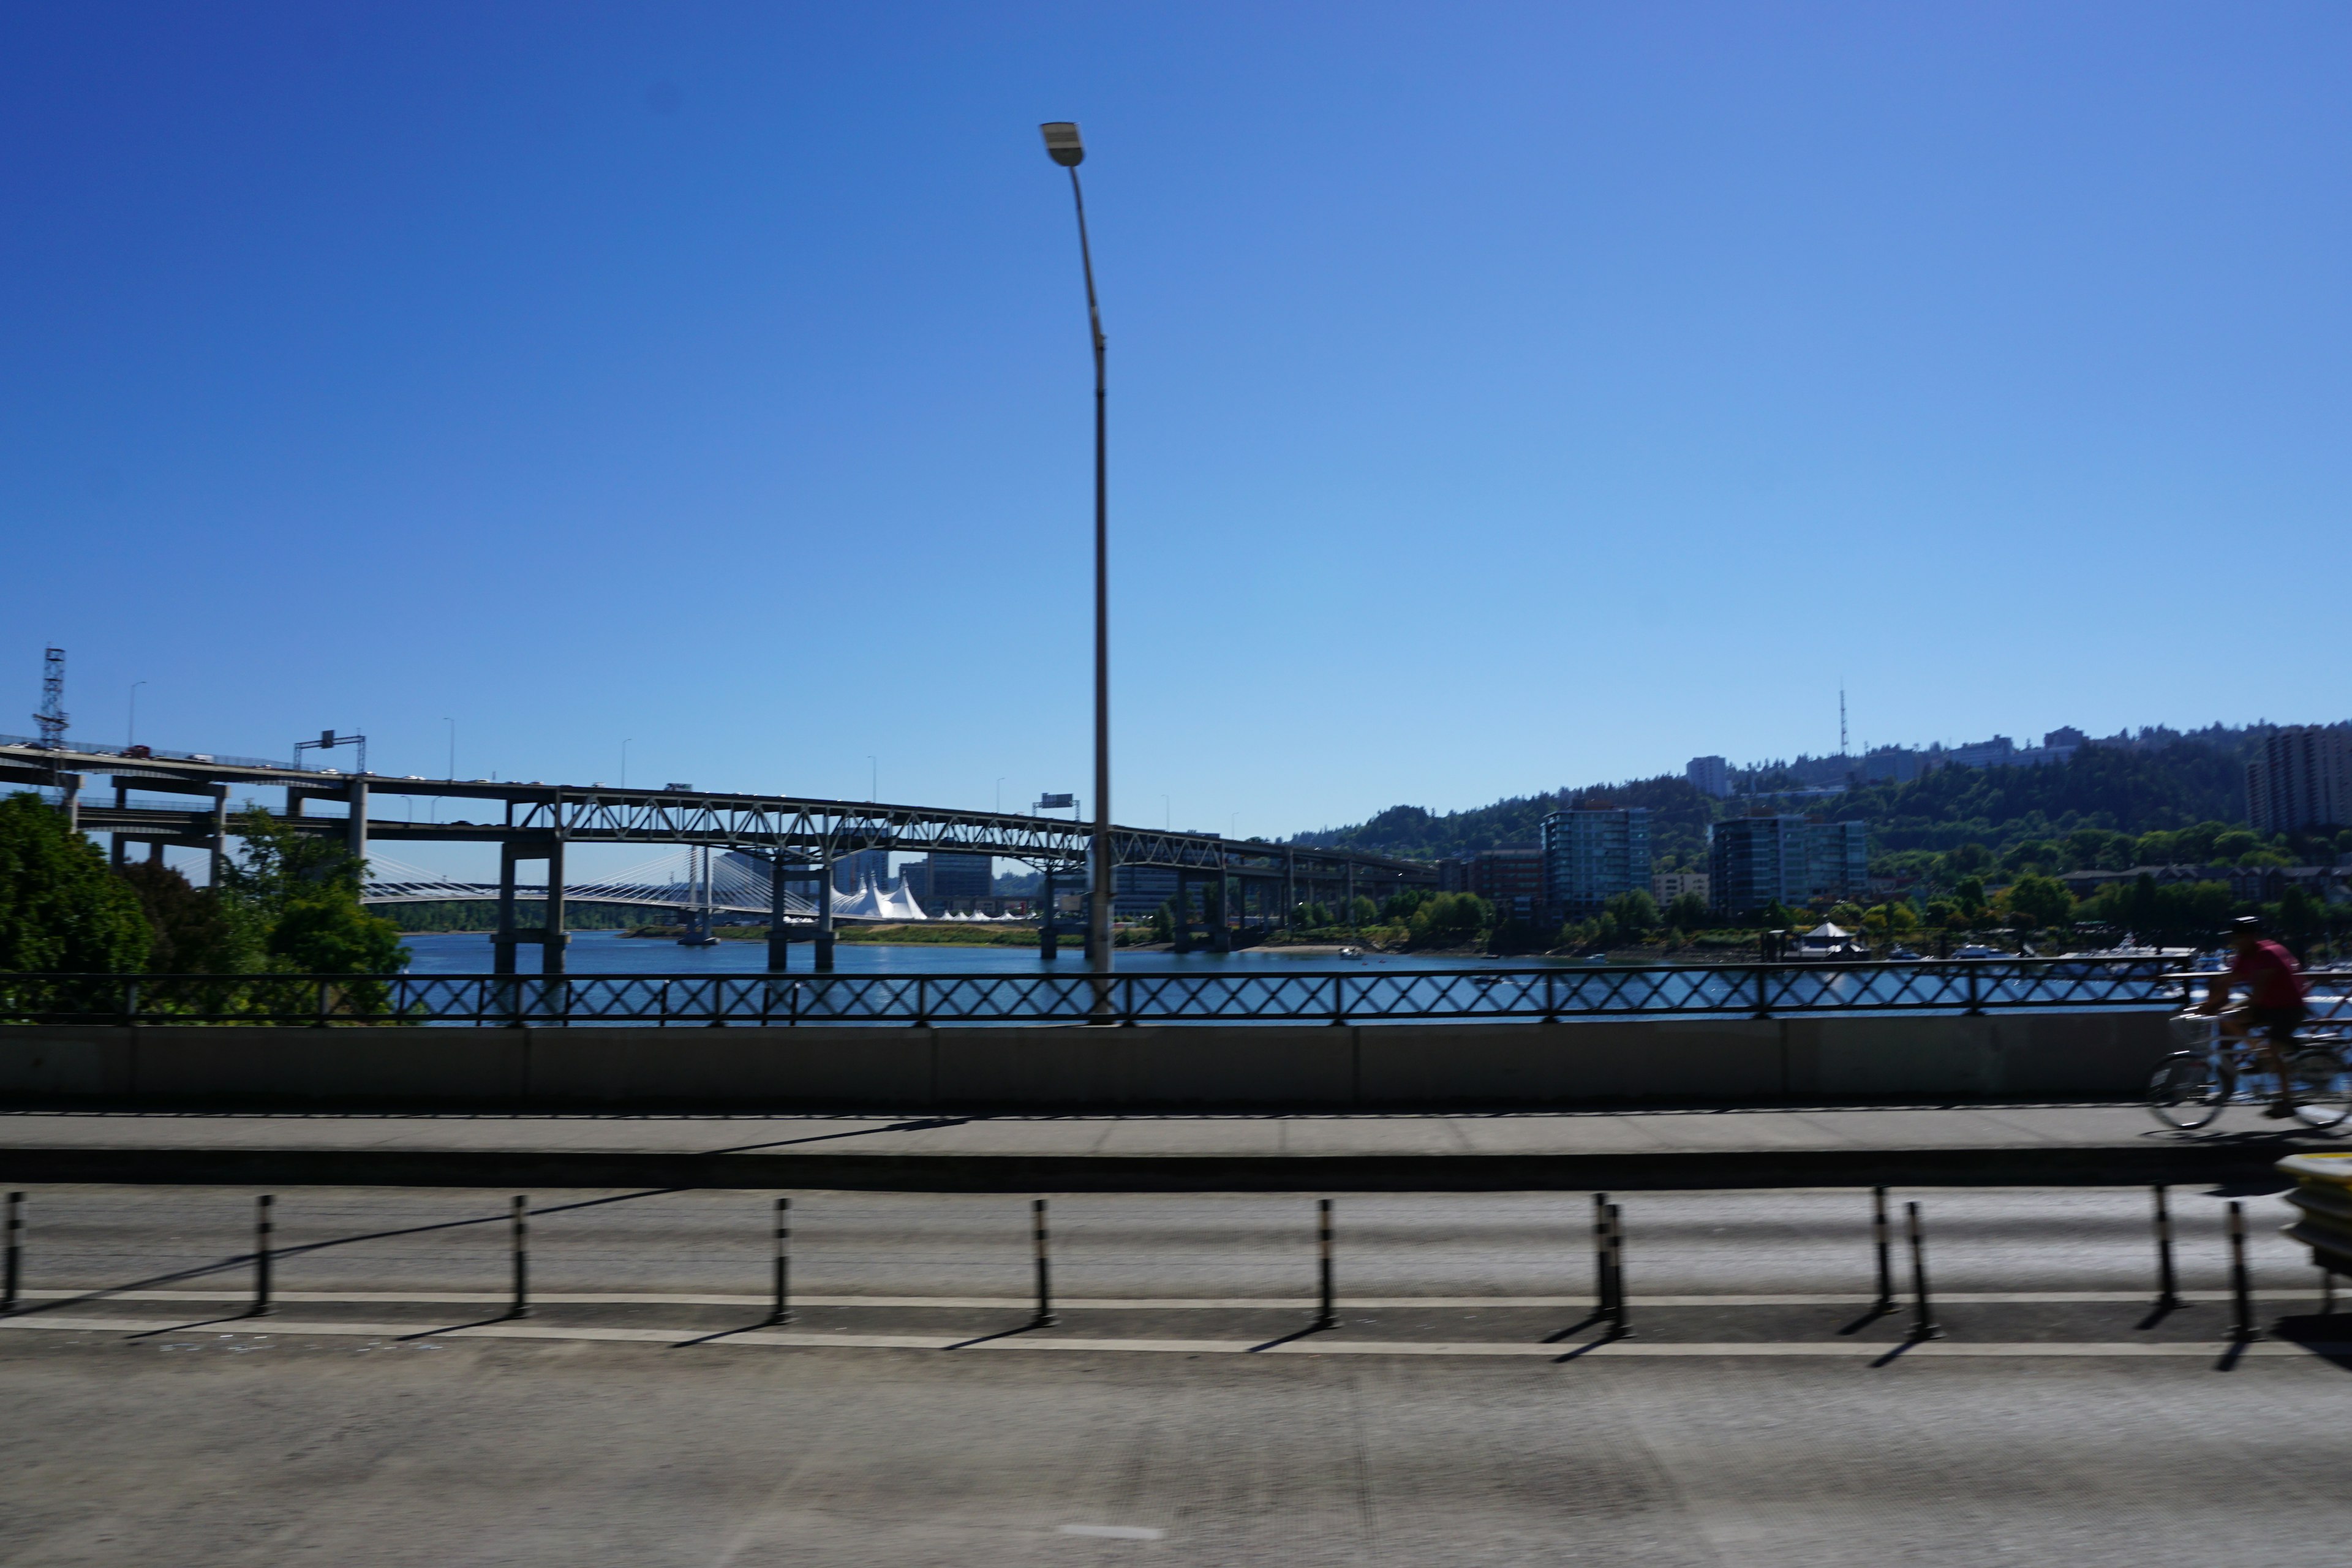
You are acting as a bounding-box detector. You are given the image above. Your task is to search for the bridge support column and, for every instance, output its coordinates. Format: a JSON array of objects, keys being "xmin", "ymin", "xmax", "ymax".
[
  {"xmin": 543, "ymin": 835, "xmax": 566, "ymax": 978},
  {"xmin": 764, "ymin": 854, "xmax": 794, "ymax": 971},
  {"xmin": 1345, "ymin": 862, "xmax": 1356, "ymax": 928},
  {"xmin": 813, "ymin": 852, "xmax": 835, "ymax": 971},
  {"xmin": 1038, "ymin": 869, "xmax": 1058, "ymax": 959},
  {"xmin": 110, "ymin": 783, "xmax": 127, "ymax": 868},
  {"xmin": 207, "ymin": 785, "xmax": 230, "ymax": 889},
  {"xmin": 347, "ymin": 777, "xmax": 368, "ymax": 867},
  {"xmin": 1284, "ymin": 852, "xmax": 1296, "ymax": 930},
  {"xmin": 1212, "ymin": 869, "xmax": 1232, "ymax": 952},
  {"xmin": 492, "ymin": 842, "xmax": 520, "ymax": 976}
]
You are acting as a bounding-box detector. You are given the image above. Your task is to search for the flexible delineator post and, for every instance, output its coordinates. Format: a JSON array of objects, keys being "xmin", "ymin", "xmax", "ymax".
[
  {"xmin": 1906, "ymin": 1201, "xmax": 1942, "ymax": 1341},
  {"xmin": 1031, "ymin": 1198, "xmax": 1055, "ymax": 1329},
  {"xmin": 2228, "ymin": 1200, "xmax": 2256, "ymax": 1343},
  {"xmin": 1872, "ymin": 1186, "xmax": 1894, "ymax": 1312},
  {"xmin": 1313, "ymin": 1198, "xmax": 1336, "ymax": 1332},
  {"xmin": 1605, "ymin": 1202, "xmax": 1630, "ymax": 1340},
  {"xmin": 2152, "ymin": 1185, "xmax": 2180, "ymax": 1309},
  {"xmin": 2, "ymin": 1192, "xmax": 21, "ymax": 1315},
  {"xmin": 252, "ymin": 1195, "xmax": 274, "ymax": 1317},
  {"xmin": 769, "ymin": 1197, "xmax": 791, "ymax": 1326},
  {"xmin": 510, "ymin": 1196, "xmax": 531, "ymax": 1321}
]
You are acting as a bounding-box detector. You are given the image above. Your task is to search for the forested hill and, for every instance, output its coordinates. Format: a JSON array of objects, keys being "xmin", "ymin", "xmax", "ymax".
[
  {"xmin": 1821, "ymin": 741, "xmax": 2250, "ymax": 853},
  {"xmin": 1289, "ymin": 732, "xmax": 2322, "ymax": 865},
  {"xmin": 1289, "ymin": 775, "xmax": 1718, "ymax": 864}
]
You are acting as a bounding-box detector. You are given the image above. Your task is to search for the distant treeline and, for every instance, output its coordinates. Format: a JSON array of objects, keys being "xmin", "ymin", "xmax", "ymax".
[
  {"xmin": 373, "ymin": 900, "xmax": 663, "ymax": 932},
  {"xmin": 1291, "ymin": 736, "xmax": 2307, "ymax": 866}
]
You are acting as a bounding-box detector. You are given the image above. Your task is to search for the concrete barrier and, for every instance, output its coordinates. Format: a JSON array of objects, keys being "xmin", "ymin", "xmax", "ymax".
[{"xmin": 0, "ymin": 1012, "xmax": 2177, "ymax": 1110}]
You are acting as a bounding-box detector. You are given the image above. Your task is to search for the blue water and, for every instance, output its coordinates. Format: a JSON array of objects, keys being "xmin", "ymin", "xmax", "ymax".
[{"xmin": 399, "ymin": 930, "xmax": 1537, "ymax": 977}]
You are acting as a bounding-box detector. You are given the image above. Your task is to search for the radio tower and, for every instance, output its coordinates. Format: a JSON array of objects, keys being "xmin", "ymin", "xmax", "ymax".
[
  {"xmin": 34, "ymin": 647, "xmax": 67, "ymax": 750},
  {"xmin": 1839, "ymin": 686, "xmax": 1848, "ymax": 757}
]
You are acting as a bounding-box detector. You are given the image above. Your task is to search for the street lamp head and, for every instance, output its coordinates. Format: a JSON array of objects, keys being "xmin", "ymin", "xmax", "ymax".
[{"xmin": 1039, "ymin": 121, "xmax": 1085, "ymax": 167}]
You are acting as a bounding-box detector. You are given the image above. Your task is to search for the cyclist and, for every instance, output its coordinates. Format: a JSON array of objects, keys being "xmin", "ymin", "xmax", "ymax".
[{"xmin": 2199, "ymin": 914, "xmax": 2310, "ymax": 1118}]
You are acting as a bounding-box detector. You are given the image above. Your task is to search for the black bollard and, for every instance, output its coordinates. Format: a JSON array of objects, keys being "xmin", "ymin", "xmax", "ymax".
[
  {"xmin": 2228, "ymin": 1200, "xmax": 2256, "ymax": 1343},
  {"xmin": 769, "ymin": 1197, "xmax": 791, "ymax": 1326},
  {"xmin": 1871, "ymin": 1186, "xmax": 1894, "ymax": 1313},
  {"xmin": 1905, "ymin": 1201, "xmax": 1942, "ymax": 1341},
  {"xmin": 252, "ymin": 1195, "xmax": 274, "ymax": 1317},
  {"xmin": 1592, "ymin": 1193, "xmax": 1611, "ymax": 1317},
  {"xmin": 1313, "ymin": 1199, "xmax": 1337, "ymax": 1332},
  {"xmin": 1030, "ymin": 1198, "xmax": 1055, "ymax": 1329},
  {"xmin": 1605, "ymin": 1202, "xmax": 1631, "ymax": 1340},
  {"xmin": 2, "ymin": 1191, "xmax": 20, "ymax": 1315},
  {"xmin": 509, "ymin": 1195, "xmax": 531, "ymax": 1320},
  {"xmin": 2152, "ymin": 1185, "xmax": 2180, "ymax": 1310}
]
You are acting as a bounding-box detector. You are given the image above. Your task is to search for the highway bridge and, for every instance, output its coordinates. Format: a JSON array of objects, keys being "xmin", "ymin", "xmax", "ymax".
[{"xmin": 1, "ymin": 739, "xmax": 1433, "ymax": 972}]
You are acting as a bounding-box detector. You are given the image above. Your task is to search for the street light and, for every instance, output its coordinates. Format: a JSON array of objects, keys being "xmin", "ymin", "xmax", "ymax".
[{"xmin": 1039, "ymin": 118, "xmax": 1115, "ymax": 1001}]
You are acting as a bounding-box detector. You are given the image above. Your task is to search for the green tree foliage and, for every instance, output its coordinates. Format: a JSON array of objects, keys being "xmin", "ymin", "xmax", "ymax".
[
  {"xmin": 1664, "ymin": 891, "xmax": 1711, "ymax": 930},
  {"xmin": 1602, "ymin": 889, "xmax": 1658, "ymax": 940},
  {"xmin": 115, "ymin": 861, "xmax": 262, "ymax": 973},
  {"xmin": 2078, "ymin": 874, "xmax": 2234, "ymax": 946},
  {"xmin": 1290, "ymin": 776, "xmax": 1718, "ymax": 872},
  {"xmin": 1293, "ymin": 901, "xmax": 1333, "ymax": 929},
  {"xmin": 2004, "ymin": 873, "xmax": 2076, "ymax": 931},
  {"xmin": 1833, "ymin": 744, "xmax": 2252, "ymax": 857},
  {"xmin": 1345, "ymin": 895, "xmax": 1379, "ymax": 927},
  {"xmin": 0, "ymin": 792, "xmax": 151, "ymax": 973},
  {"xmin": 1404, "ymin": 892, "xmax": 1490, "ymax": 947},
  {"xmin": 222, "ymin": 810, "xmax": 407, "ymax": 976},
  {"xmin": 1149, "ymin": 900, "xmax": 1176, "ymax": 943},
  {"xmin": 1379, "ymin": 889, "xmax": 1431, "ymax": 922}
]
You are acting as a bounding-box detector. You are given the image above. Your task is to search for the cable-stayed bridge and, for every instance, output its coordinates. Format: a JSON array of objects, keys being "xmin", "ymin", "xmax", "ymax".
[{"xmin": 358, "ymin": 850, "xmax": 989, "ymax": 923}]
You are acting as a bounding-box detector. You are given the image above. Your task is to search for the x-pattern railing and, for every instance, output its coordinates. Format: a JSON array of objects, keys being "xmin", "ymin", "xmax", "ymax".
[{"xmin": 0, "ymin": 957, "xmax": 2296, "ymax": 1027}]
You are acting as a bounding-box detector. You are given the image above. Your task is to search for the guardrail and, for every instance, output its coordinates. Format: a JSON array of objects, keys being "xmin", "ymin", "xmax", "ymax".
[{"xmin": 9, "ymin": 958, "xmax": 2334, "ymax": 1028}]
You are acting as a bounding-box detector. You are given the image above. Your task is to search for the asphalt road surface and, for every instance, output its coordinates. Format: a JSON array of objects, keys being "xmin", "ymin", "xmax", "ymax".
[{"xmin": 4, "ymin": 1185, "xmax": 2350, "ymax": 1565}]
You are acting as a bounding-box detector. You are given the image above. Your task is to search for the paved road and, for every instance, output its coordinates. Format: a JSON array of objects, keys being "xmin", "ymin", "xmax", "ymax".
[
  {"xmin": 4, "ymin": 1333, "xmax": 2350, "ymax": 1565},
  {"xmin": 7, "ymin": 1186, "xmax": 2352, "ymax": 1564}
]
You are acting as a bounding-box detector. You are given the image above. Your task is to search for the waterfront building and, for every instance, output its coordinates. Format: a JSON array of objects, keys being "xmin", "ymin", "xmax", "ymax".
[
  {"xmin": 1686, "ymin": 756, "xmax": 1733, "ymax": 799},
  {"xmin": 1708, "ymin": 816, "xmax": 1869, "ymax": 914},
  {"xmin": 1540, "ymin": 810, "xmax": 1651, "ymax": 919},
  {"xmin": 2248, "ymin": 725, "xmax": 2351, "ymax": 834},
  {"xmin": 902, "ymin": 852, "xmax": 993, "ymax": 913},
  {"xmin": 1112, "ymin": 863, "xmax": 1182, "ymax": 919},
  {"xmin": 1469, "ymin": 846, "xmax": 1545, "ymax": 921},
  {"xmin": 1652, "ymin": 869, "xmax": 1711, "ymax": 907}
]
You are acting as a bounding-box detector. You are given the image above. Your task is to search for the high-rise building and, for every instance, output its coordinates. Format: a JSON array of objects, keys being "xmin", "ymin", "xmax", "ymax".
[
  {"xmin": 831, "ymin": 848, "xmax": 892, "ymax": 894},
  {"xmin": 1708, "ymin": 816, "xmax": 1869, "ymax": 913},
  {"xmin": 1541, "ymin": 809, "xmax": 1651, "ymax": 919},
  {"xmin": 1686, "ymin": 756, "xmax": 1733, "ymax": 799},
  {"xmin": 2248, "ymin": 726, "xmax": 2351, "ymax": 834},
  {"xmin": 1469, "ymin": 846, "xmax": 1545, "ymax": 921}
]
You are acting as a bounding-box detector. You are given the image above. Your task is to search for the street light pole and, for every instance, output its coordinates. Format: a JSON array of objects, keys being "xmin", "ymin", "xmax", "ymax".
[{"xmin": 1041, "ymin": 119, "xmax": 1114, "ymax": 1005}]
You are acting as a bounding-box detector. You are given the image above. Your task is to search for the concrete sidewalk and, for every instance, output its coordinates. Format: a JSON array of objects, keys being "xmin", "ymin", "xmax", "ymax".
[{"xmin": 2, "ymin": 1104, "xmax": 2342, "ymax": 1189}]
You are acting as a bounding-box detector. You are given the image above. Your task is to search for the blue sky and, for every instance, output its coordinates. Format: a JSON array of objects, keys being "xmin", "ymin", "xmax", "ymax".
[{"xmin": 6, "ymin": 2, "xmax": 2346, "ymax": 873}]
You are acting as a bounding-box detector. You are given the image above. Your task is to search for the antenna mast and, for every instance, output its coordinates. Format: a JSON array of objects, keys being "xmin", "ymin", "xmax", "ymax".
[
  {"xmin": 34, "ymin": 647, "xmax": 67, "ymax": 750},
  {"xmin": 1839, "ymin": 687, "xmax": 1848, "ymax": 757}
]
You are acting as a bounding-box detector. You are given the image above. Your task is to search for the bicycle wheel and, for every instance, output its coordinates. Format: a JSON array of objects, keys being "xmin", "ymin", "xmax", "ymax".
[
  {"xmin": 2289, "ymin": 1047, "xmax": 2352, "ymax": 1131},
  {"xmin": 2149, "ymin": 1052, "xmax": 2223, "ymax": 1129}
]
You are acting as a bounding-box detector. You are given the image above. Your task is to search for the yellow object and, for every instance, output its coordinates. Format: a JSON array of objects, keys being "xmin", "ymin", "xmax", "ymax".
[{"xmin": 2275, "ymin": 1154, "xmax": 2352, "ymax": 1274}]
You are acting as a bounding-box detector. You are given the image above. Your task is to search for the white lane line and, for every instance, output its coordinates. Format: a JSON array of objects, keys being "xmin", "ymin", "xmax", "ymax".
[
  {"xmin": 6, "ymin": 1288, "xmax": 2310, "ymax": 1308},
  {"xmin": 2, "ymin": 1315, "xmax": 2343, "ymax": 1359},
  {"xmin": 1060, "ymin": 1526, "xmax": 1166, "ymax": 1540}
]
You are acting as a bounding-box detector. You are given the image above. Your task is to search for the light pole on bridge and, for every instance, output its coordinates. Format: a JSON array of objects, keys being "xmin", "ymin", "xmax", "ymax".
[{"xmin": 1040, "ymin": 119, "xmax": 1115, "ymax": 1003}]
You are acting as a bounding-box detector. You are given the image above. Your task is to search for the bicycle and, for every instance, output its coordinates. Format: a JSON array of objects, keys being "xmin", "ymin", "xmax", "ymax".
[{"xmin": 2148, "ymin": 1011, "xmax": 2352, "ymax": 1131}]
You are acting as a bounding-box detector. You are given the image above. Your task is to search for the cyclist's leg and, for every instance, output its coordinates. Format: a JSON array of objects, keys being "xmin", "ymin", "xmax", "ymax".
[{"xmin": 2258, "ymin": 1014, "xmax": 2303, "ymax": 1111}]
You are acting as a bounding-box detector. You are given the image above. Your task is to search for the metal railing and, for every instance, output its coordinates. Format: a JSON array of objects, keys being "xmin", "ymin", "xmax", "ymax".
[{"xmin": 7, "ymin": 958, "xmax": 2333, "ymax": 1028}]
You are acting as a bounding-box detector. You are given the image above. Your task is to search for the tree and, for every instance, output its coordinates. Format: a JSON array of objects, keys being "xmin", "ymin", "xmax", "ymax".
[
  {"xmin": 1346, "ymin": 895, "xmax": 1379, "ymax": 928},
  {"xmin": 2005, "ymin": 873, "xmax": 2075, "ymax": 932},
  {"xmin": 115, "ymin": 861, "xmax": 262, "ymax": 973},
  {"xmin": 222, "ymin": 810, "xmax": 407, "ymax": 976},
  {"xmin": 1405, "ymin": 892, "xmax": 1489, "ymax": 947},
  {"xmin": 1602, "ymin": 889, "xmax": 1658, "ymax": 940},
  {"xmin": 1664, "ymin": 891, "xmax": 1710, "ymax": 931},
  {"xmin": 0, "ymin": 793, "xmax": 150, "ymax": 973}
]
